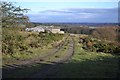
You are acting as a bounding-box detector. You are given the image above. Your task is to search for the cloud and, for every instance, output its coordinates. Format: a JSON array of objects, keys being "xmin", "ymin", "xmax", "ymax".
[
  {"xmin": 39, "ymin": 8, "xmax": 117, "ymax": 15},
  {"xmin": 78, "ymin": 13, "xmax": 98, "ymax": 18},
  {"xmin": 40, "ymin": 10, "xmax": 74, "ymax": 14},
  {"xmin": 28, "ymin": 8, "xmax": 118, "ymax": 23},
  {"xmin": 67, "ymin": 8, "xmax": 118, "ymax": 13}
]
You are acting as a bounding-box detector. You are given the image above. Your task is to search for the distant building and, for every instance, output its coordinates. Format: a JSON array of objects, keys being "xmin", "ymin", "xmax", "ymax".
[
  {"xmin": 25, "ymin": 25, "xmax": 64, "ymax": 34},
  {"xmin": 48, "ymin": 27, "xmax": 64, "ymax": 34},
  {"xmin": 89, "ymin": 26, "xmax": 97, "ymax": 29},
  {"xmin": 50, "ymin": 28, "xmax": 60, "ymax": 33},
  {"xmin": 25, "ymin": 26, "xmax": 45, "ymax": 32},
  {"xmin": 58, "ymin": 31, "xmax": 64, "ymax": 34}
]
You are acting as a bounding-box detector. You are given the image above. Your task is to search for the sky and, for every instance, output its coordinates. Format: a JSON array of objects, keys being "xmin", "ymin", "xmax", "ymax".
[{"xmin": 7, "ymin": 0, "xmax": 119, "ymax": 23}]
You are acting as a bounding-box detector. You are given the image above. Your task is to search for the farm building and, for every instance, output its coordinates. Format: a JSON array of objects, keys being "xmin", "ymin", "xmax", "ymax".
[
  {"xmin": 25, "ymin": 26, "xmax": 45, "ymax": 32},
  {"xmin": 48, "ymin": 27, "xmax": 64, "ymax": 34},
  {"xmin": 25, "ymin": 25, "xmax": 64, "ymax": 34}
]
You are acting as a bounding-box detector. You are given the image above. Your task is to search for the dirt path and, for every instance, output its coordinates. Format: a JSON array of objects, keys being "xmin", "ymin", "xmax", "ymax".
[
  {"xmin": 2, "ymin": 37, "xmax": 70, "ymax": 78},
  {"xmin": 2, "ymin": 36, "xmax": 75, "ymax": 78},
  {"xmin": 3, "ymin": 37, "xmax": 67, "ymax": 66},
  {"xmin": 31, "ymin": 37, "xmax": 74, "ymax": 78}
]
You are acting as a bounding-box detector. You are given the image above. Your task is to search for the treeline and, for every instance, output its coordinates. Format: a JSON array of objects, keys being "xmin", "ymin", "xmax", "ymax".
[
  {"xmin": 62, "ymin": 26, "xmax": 120, "ymax": 42},
  {"xmin": 31, "ymin": 22, "xmax": 119, "ymax": 27},
  {"xmin": 90, "ymin": 27, "xmax": 120, "ymax": 42},
  {"xmin": 62, "ymin": 26, "xmax": 91, "ymax": 34}
]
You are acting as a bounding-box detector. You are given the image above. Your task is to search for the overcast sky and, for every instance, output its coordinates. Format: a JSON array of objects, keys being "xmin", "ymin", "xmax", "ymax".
[{"xmin": 8, "ymin": 0, "xmax": 119, "ymax": 23}]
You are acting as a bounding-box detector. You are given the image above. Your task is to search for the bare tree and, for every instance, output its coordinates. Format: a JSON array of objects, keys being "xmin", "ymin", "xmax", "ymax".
[{"xmin": 1, "ymin": 1, "xmax": 30, "ymax": 27}]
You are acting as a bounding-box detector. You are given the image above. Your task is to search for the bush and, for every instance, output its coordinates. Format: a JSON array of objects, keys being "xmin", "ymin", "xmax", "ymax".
[
  {"xmin": 92, "ymin": 41, "xmax": 120, "ymax": 55},
  {"xmin": 82, "ymin": 36, "xmax": 120, "ymax": 55},
  {"xmin": 2, "ymin": 27, "xmax": 65, "ymax": 57},
  {"xmin": 91, "ymin": 27, "xmax": 119, "ymax": 42}
]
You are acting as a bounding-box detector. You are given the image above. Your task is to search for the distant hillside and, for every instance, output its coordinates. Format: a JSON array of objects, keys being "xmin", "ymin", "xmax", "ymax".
[{"xmin": 31, "ymin": 22, "xmax": 119, "ymax": 27}]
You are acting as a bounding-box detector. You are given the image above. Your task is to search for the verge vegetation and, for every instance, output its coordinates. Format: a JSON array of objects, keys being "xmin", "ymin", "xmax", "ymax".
[
  {"xmin": 2, "ymin": 27, "xmax": 65, "ymax": 65},
  {"xmin": 47, "ymin": 35, "xmax": 119, "ymax": 78}
]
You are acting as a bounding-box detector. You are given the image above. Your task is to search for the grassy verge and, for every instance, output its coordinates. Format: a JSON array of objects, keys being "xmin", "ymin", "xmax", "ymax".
[
  {"xmin": 49, "ymin": 36, "xmax": 119, "ymax": 78},
  {"xmin": 2, "ymin": 46, "xmax": 53, "ymax": 65}
]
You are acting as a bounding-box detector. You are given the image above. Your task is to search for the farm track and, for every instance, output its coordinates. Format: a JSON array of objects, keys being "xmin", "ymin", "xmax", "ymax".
[
  {"xmin": 37, "ymin": 37, "xmax": 69, "ymax": 62},
  {"xmin": 31, "ymin": 36, "xmax": 75, "ymax": 78},
  {"xmin": 2, "ymin": 36, "xmax": 74, "ymax": 78}
]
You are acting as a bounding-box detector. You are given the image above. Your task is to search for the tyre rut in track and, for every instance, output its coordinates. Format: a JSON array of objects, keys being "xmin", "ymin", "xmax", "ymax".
[
  {"xmin": 2, "ymin": 37, "xmax": 68, "ymax": 76},
  {"xmin": 31, "ymin": 37, "xmax": 75, "ymax": 78},
  {"xmin": 37, "ymin": 37, "xmax": 69, "ymax": 62}
]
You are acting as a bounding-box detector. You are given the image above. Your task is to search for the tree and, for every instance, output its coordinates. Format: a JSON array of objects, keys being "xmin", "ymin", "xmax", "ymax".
[
  {"xmin": 1, "ymin": 1, "xmax": 30, "ymax": 27},
  {"xmin": 91, "ymin": 27, "xmax": 118, "ymax": 42}
]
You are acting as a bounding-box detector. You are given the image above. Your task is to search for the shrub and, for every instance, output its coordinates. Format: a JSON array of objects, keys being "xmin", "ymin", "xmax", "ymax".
[
  {"xmin": 81, "ymin": 36, "xmax": 120, "ymax": 55},
  {"xmin": 91, "ymin": 27, "xmax": 119, "ymax": 42},
  {"xmin": 92, "ymin": 41, "xmax": 120, "ymax": 55},
  {"xmin": 2, "ymin": 27, "xmax": 64, "ymax": 57}
]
